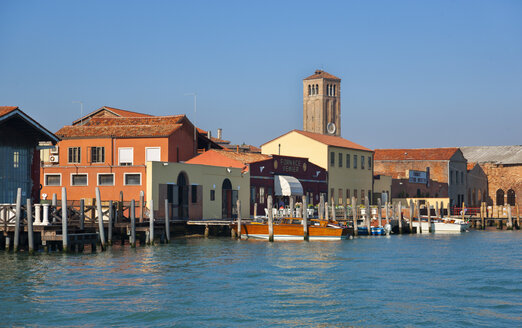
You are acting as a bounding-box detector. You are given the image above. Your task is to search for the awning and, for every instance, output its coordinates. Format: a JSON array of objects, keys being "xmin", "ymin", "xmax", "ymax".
[{"xmin": 274, "ymin": 175, "xmax": 304, "ymax": 196}]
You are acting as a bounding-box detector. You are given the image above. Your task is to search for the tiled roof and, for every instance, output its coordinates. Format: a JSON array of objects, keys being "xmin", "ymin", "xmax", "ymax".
[
  {"xmin": 460, "ymin": 146, "xmax": 522, "ymax": 165},
  {"xmin": 292, "ymin": 130, "xmax": 372, "ymax": 152},
  {"xmin": 374, "ymin": 148, "xmax": 459, "ymax": 161},
  {"xmin": 85, "ymin": 115, "xmax": 185, "ymax": 126},
  {"xmin": 467, "ymin": 162, "xmax": 476, "ymax": 171},
  {"xmin": 304, "ymin": 70, "xmax": 340, "ymax": 81},
  {"xmin": 0, "ymin": 106, "xmax": 19, "ymax": 117},
  {"xmin": 72, "ymin": 106, "xmax": 153, "ymax": 125},
  {"xmin": 186, "ymin": 149, "xmax": 270, "ymax": 170},
  {"xmin": 56, "ymin": 124, "xmax": 182, "ymax": 138}
]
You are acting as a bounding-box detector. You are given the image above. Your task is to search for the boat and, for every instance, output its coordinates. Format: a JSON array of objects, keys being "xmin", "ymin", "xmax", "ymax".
[
  {"xmin": 432, "ymin": 218, "xmax": 469, "ymax": 233},
  {"xmin": 233, "ymin": 218, "xmax": 353, "ymax": 241}
]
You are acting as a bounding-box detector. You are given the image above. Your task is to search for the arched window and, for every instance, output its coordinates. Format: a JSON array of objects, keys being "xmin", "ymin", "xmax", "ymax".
[
  {"xmin": 327, "ymin": 84, "xmax": 330, "ymax": 96},
  {"xmin": 308, "ymin": 85, "xmax": 311, "ymax": 96},
  {"xmin": 507, "ymin": 189, "xmax": 516, "ymax": 206},
  {"xmin": 496, "ymin": 189, "xmax": 504, "ymax": 205},
  {"xmin": 316, "ymin": 84, "xmax": 319, "ymax": 95},
  {"xmin": 334, "ymin": 85, "xmax": 336, "ymax": 96}
]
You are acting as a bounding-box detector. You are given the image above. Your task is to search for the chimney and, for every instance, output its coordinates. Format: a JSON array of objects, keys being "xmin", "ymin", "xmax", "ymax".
[
  {"xmin": 236, "ymin": 145, "xmax": 239, "ymax": 153},
  {"xmin": 207, "ymin": 130, "xmax": 212, "ymax": 139},
  {"xmin": 217, "ymin": 128, "xmax": 222, "ymax": 140}
]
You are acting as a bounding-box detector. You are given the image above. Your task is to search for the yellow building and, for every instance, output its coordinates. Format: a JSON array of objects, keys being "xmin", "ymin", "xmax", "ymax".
[
  {"xmin": 146, "ymin": 161, "xmax": 250, "ymax": 220},
  {"xmin": 261, "ymin": 130, "xmax": 374, "ymax": 205}
]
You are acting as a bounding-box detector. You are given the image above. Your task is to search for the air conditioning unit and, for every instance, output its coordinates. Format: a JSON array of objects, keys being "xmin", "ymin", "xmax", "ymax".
[
  {"xmin": 50, "ymin": 146, "xmax": 59, "ymax": 155},
  {"xmin": 49, "ymin": 155, "xmax": 59, "ymax": 163}
]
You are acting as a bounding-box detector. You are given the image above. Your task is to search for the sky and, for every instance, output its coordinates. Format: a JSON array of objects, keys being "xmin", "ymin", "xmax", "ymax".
[{"xmin": 1, "ymin": 0, "xmax": 521, "ymax": 149}]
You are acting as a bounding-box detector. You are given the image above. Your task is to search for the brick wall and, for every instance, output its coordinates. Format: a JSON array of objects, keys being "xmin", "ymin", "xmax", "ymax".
[{"xmin": 481, "ymin": 163, "xmax": 522, "ymax": 208}]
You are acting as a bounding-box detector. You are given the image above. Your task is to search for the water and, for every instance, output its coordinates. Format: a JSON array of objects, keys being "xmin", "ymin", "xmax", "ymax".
[{"xmin": 1, "ymin": 231, "xmax": 521, "ymax": 327}]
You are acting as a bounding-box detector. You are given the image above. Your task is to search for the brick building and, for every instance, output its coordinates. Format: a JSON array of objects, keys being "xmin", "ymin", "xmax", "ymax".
[
  {"xmin": 460, "ymin": 146, "xmax": 522, "ymax": 208},
  {"xmin": 374, "ymin": 148, "xmax": 467, "ymax": 207}
]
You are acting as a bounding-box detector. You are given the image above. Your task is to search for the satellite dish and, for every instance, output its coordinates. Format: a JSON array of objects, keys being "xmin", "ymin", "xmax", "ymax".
[{"xmin": 327, "ymin": 122, "xmax": 336, "ymax": 134}]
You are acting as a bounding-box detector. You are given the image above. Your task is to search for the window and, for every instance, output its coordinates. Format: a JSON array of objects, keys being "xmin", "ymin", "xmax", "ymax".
[
  {"xmin": 346, "ymin": 154, "xmax": 350, "ymax": 168},
  {"xmin": 361, "ymin": 189, "xmax": 365, "ymax": 201},
  {"xmin": 330, "ymin": 188, "xmax": 335, "ymax": 202},
  {"xmin": 338, "ymin": 153, "xmax": 343, "ymax": 167},
  {"xmin": 124, "ymin": 173, "xmax": 141, "ymax": 185},
  {"xmin": 91, "ymin": 147, "xmax": 105, "ymax": 163},
  {"xmin": 308, "ymin": 85, "xmax": 311, "ymax": 96},
  {"xmin": 346, "ymin": 189, "xmax": 350, "ymax": 200},
  {"xmin": 191, "ymin": 186, "xmax": 198, "ymax": 203},
  {"xmin": 119, "ymin": 148, "xmax": 133, "ymax": 166},
  {"xmin": 259, "ymin": 187, "xmax": 265, "ymax": 204},
  {"xmin": 210, "ymin": 189, "xmax": 215, "ymax": 201},
  {"xmin": 71, "ymin": 174, "xmax": 87, "ymax": 186},
  {"xmin": 460, "ymin": 172, "xmax": 464, "ymax": 184},
  {"xmin": 456, "ymin": 171, "xmax": 459, "ymax": 184},
  {"xmin": 338, "ymin": 189, "xmax": 343, "ymax": 205},
  {"xmin": 361, "ymin": 156, "xmax": 365, "ymax": 169},
  {"xmin": 450, "ymin": 170, "xmax": 454, "ymax": 184},
  {"xmin": 330, "ymin": 152, "xmax": 335, "ymax": 166},
  {"xmin": 250, "ymin": 187, "xmax": 256, "ymax": 203},
  {"xmin": 68, "ymin": 147, "xmax": 81, "ymax": 164},
  {"xmin": 368, "ymin": 157, "xmax": 372, "ymax": 170},
  {"xmin": 45, "ymin": 174, "xmax": 61, "ymax": 186},
  {"xmin": 146, "ymin": 147, "xmax": 161, "ymax": 162},
  {"xmin": 354, "ymin": 155, "xmax": 357, "ymax": 168},
  {"xmin": 13, "ymin": 151, "xmax": 20, "ymax": 168},
  {"xmin": 97, "ymin": 173, "xmax": 114, "ymax": 186}
]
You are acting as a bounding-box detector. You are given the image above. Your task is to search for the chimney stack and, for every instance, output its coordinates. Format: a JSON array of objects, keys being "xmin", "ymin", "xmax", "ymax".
[{"xmin": 217, "ymin": 128, "xmax": 222, "ymax": 140}]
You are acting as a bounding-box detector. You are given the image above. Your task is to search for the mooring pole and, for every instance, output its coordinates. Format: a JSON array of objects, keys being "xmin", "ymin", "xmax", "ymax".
[
  {"xmin": 377, "ymin": 198, "xmax": 382, "ymax": 228},
  {"xmin": 149, "ymin": 199, "xmax": 155, "ymax": 245},
  {"xmin": 62, "ymin": 187, "xmax": 68, "ymax": 252},
  {"xmin": 303, "ymin": 197, "xmax": 309, "ymax": 241},
  {"xmin": 130, "ymin": 199, "xmax": 136, "ymax": 248},
  {"xmin": 409, "ymin": 200, "xmax": 414, "ymax": 233},
  {"xmin": 268, "ymin": 195, "xmax": 274, "ymax": 242},
  {"xmin": 237, "ymin": 199, "xmax": 242, "ymax": 239},
  {"xmin": 165, "ymin": 199, "xmax": 170, "ymax": 243},
  {"xmin": 79, "ymin": 199, "xmax": 85, "ymax": 230},
  {"xmin": 27, "ymin": 198, "xmax": 34, "ymax": 254},
  {"xmin": 95, "ymin": 187, "xmax": 106, "ymax": 250},
  {"xmin": 139, "ymin": 191, "xmax": 144, "ymax": 223},
  {"xmin": 108, "ymin": 200, "xmax": 113, "ymax": 246},
  {"xmin": 398, "ymin": 201, "xmax": 403, "ymax": 234},
  {"xmin": 14, "ymin": 188, "xmax": 22, "ymax": 252},
  {"xmin": 352, "ymin": 196, "xmax": 358, "ymax": 236}
]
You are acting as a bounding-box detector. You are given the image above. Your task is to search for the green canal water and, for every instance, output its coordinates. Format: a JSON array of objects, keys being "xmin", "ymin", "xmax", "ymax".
[{"xmin": 1, "ymin": 231, "xmax": 521, "ymax": 327}]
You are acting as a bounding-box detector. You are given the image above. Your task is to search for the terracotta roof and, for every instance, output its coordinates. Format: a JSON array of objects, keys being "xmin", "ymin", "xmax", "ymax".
[
  {"xmin": 374, "ymin": 148, "xmax": 459, "ymax": 161},
  {"xmin": 0, "ymin": 106, "xmax": 19, "ymax": 117},
  {"xmin": 84, "ymin": 115, "xmax": 185, "ymax": 126},
  {"xmin": 304, "ymin": 70, "xmax": 340, "ymax": 81},
  {"xmin": 56, "ymin": 124, "xmax": 182, "ymax": 138},
  {"xmin": 290, "ymin": 130, "xmax": 372, "ymax": 152},
  {"xmin": 467, "ymin": 162, "xmax": 476, "ymax": 171},
  {"xmin": 186, "ymin": 149, "xmax": 270, "ymax": 171},
  {"xmin": 72, "ymin": 106, "xmax": 153, "ymax": 125}
]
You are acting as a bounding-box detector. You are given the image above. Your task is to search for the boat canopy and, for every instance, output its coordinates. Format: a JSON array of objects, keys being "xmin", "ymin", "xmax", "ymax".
[{"xmin": 274, "ymin": 175, "xmax": 303, "ymax": 196}]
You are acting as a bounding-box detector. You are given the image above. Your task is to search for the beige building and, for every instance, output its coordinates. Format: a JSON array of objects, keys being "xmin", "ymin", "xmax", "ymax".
[
  {"xmin": 146, "ymin": 161, "xmax": 250, "ymax": 220},
  {"xmin": 261, "ymin": 130, "xmax": 374, "ymax": 205},
  {"xmin": 303, "ymin": 70, "xmax": 341, "ymax": 137}
]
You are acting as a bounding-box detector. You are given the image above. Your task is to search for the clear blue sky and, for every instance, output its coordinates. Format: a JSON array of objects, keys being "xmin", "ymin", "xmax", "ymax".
[{"xmin": 1, "ymin": 0, "xmax": 521, "ymax": 149}]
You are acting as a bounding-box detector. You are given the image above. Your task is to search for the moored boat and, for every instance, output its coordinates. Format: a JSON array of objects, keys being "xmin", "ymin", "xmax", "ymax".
[{"xmin": 233, "ymin": 218, "xmax": 352, "ymax": 241}]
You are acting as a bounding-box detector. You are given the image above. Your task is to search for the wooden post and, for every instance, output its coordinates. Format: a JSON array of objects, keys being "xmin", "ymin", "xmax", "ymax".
[
  {"xmin": 130, "ymin": 199, "xmax": 136, "ymax": 247},
  {"xmin": 95, "ymin": 187, "xmax": 106, "ymax": 250},
  {"xmin": 377, "ymin": 198, "xmax": 382, "ymax": 228},
  {"xmin": 435, "ymin": 201, "xmax": 439, "ymax": 219},
  {"xmin": 61, "ymin": 187, "xmax": 68, "ymax": 252},
  {"xmin": 149, "ymin": 199, "xmax": 155, "ymax": 245},
  {"xmin": 507, "ymin": 204, "xmax": 513, "ymax": 230},
  {"xmin": 108, "ymin": 200, "xmax": 113, "ymax": 246},
  {"xmin": 118, "ymin": 191, "xmax": 123, "ymax": 222},
  {"xmin": 325, "ymin": 202, "xmax": 329, "ymax": 221},
  {"xmin": 409, "ymin": 200, "xmax": 414, "ymax": 233},
  {"xmin": 237, "ymin": 199, "xmax": 242, "ymax": 239},
  {"xmin": 398, "ymin": 201, "xmax": 402, "ymax": 234},
  {"xmin": 385, "ymin": 201, "xmax": 389, "ymax": 225},
  {"xmin": 365, "ymin": 197, "xmax": 371, "ymax": 235},
  {"xmin": 427, "ymin": 201, "xmax": 432, "ymax": 233},
  {"xmin": 289, "ymin": 196, "xmax": 294, "ymax": 218},
  {"xmin": 319, "ymin": 195, "xmax": 324, "ymax": 220},
  {"xmin": 415, "ymin": 200, "xmax": 422, "ymax": 233},
  {"xmin": 461, "ymin": 202, "xmax": 466, "ymax": 221},
  {"xmin": 331, "ymin": 197, "xmax": 336, "ymax": 221},
  {"xmin": 139, "ymin": 191, "xmax": 144, "ymax": 223},
  {"xmin": 480, "ymin": 202, "xmax": 485, "ymax": 230},
  {"xmin": 303, "ymin": 197, "xmax": 309, "ymax": 241},
  {"xmin": 27, "ymin": 198, "xmax": 34, "ymax": 254},
  {"xmin": 268, "ymin": 195, "xmax": 274, "ymax": 242},
  {"xmin": 254, "ymin": 203, "xmax": 257, "ymax": 218},
  {"xmin": 165, "ymin": 199, "xmax": 170, "ymax": 243},
  {"xmin": 14, "ymin": 188, "xmax": 22, "ymax": 252},
  {"xmin": 516, "ymin": 204, "xmax": 520, "ymax": 229},
  {"xmin": 79, "ymin": 199, "xmax": 85, "ymax": 230},
  {"xmin": 352, "ymin": 196, "xmax": 358, "ymax": 236},
  {"xmin": 343, "ymin": 204, "xmax": 347, "ymax": 222}
]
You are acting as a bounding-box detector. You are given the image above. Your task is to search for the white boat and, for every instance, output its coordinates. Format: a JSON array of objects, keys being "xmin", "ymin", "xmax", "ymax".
[
  {"xmin": 411, "ymin": 220, "xmax": 431, "ymax": 233},
  {"xmin": 432, "ymin": 218, "xmax": 469, "ymax": 233}
]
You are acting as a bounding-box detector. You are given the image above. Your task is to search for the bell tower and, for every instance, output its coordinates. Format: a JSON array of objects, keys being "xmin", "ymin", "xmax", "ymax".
[{"xmin": 302, "ymin": 70, "xmax": 341, "ymax": 136}]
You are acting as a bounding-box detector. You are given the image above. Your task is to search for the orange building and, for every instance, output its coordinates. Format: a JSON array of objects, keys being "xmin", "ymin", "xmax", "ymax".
[{"xmin": 40, "ymin": 106, "xmax": 219, "ymax": 202}]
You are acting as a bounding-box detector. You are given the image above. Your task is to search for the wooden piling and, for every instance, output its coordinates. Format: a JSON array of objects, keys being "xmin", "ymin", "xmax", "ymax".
[
  {"xmin": 118, "ymin": 191, "xmax": 124, "ymax": 222},
  {"xmin": 352, "ymin": 197, "xmax": 358, "ymax": 236},
  {"xmin": 303, "ymin": 197, "xmax": 309, "ymax": 241},
  {"xmin": 343, "ymin": 203, "xmax": 347, "ymax": 222},
  {"xmin": 365, "ymin": 197, "xmax": 371, "ymax": 235},
  {"xmin": 237, "ymin": 199, "xmax": 242, "ymax": 239},
  {"xmin": 461, "ymin": 202, "xmax": 466, "ymax": 221},
  {"xmin": 289, "ymin": 196, "xmax": 294, "ymax": 218},
  {"xmin": 325, "ymin": 202, "xmax": 329, "ymax": 221},
  {"xmin": 108, "ymin": 200, "xmax": 113, "ymax": 246},
  {"xmin": 149, "ymin": 199, "xmax": 155, "ymax": 245},
  {"xmin": 377, "ymin": 198, "xmax": 382, "ymax": 228},
  {"xmin": 480, "ymin": 202, "xmax": 485, "ymax": 230},
  {"xmin": 427, "ymin": 201, "xmax": 432, "ymax": 233},
  {"xmin": 516, "ymin": 204, "xmax": 520, "ymax": 229},
  {"xmin": 130, "ymin": 199, "xmax": 136, "ymax": 247},
  {"xmin": 385, "ymin": 201, "xmax": 389, "ymax": 226},
  {"xmin": 27, "ymin": 198, "xmax": 34, "ymax": 254},
  {"xmin": 398, "ymin": 202, "xmax": 402, "ymax": 234},
  {"xmin": 254, "ymin": 203, "xmax": 257, "ymax": 218},
  {"xmin": 416, "ymin": 201, "xmax": 421, "ymax": 234},
  {"xmin": 331, "ymin": 197, "xmax": 336, "ymax": 221},
  {"xmin": 14, "ymin": 188, "xmax": 22, "ymax": 252},
  {"xmin": 268, "ymin": 195, "xmax": 274, "ymax": 242},
  {"xmin": 139, "ymin": 191, "xmax": 144, "ymax": 223},
  {"xmin": 79, "ymin": 199, "xmax": 85, "ymax": 230},
  {"xmin": 95, "ymin": 188, "xmax": 106, "ymax": 250},
  {"xmin": 507, "ymin": 204, "xmax": 513, "ymax": 230},
  {"xmin": 319, "ymin": 194, "xmax": 324, "ymax": 220},
  {"xmin": 435, "ymin": 201, "xmax": 440, "ymax": 220},
  {"xmin": 165, "ymin": 199, "xmax": 170, "ymax": 243},
  {"xmin": 61, "ymin": 187, "xmax": 68, "ymax": 252},
  {"xmin": 409, "ymin": 200, "xmax": 414, "ymax": 233}
]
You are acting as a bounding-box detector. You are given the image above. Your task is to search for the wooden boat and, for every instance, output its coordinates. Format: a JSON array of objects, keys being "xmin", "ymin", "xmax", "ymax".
[{"xmin": 233, "ymin": 218, "xmax": 352, "ymax": 241}]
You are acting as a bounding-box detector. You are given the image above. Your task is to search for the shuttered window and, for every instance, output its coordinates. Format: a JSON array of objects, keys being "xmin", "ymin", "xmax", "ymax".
[
  {"xmin": 119, "ymin": 148, "xmax": 133, "ymax": 166},
  {"xmin": 145, "ymin": 147, "xmax": 161, "ymax": 162}
]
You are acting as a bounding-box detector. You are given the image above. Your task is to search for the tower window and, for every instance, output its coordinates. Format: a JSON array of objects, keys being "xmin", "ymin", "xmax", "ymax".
[
  {"xmin": 316, "ymin": 84, "xmax": 319, "ymax": 95},
  {"xmin": 334, "ymin": 85, "xmax": 336, "ymax": 96},
  {"xmin": 308, "ymin": 85, "xmax": 311, "ymax": 96}
]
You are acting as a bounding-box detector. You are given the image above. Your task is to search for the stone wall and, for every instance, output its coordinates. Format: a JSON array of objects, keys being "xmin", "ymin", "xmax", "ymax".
[{"xmin": 481, "ymin": 163, "xmax": 522, "ymax": 208}]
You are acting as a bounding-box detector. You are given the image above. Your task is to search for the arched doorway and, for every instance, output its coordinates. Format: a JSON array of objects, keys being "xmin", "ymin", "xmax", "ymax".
[
  {"xmin": 507, "ymin": 189, "xmax": 516, "ymax": 206},
  {"xmin": 496, "ymin": 189, "xmax": 504, "ymax": 206},
  {"xmin": 222, "ymin": 178, "xmax": 237, "ymax": 219},
  {"xmin": 177, "ymin": 172, "xmax": 189, "ymax": 218}
]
